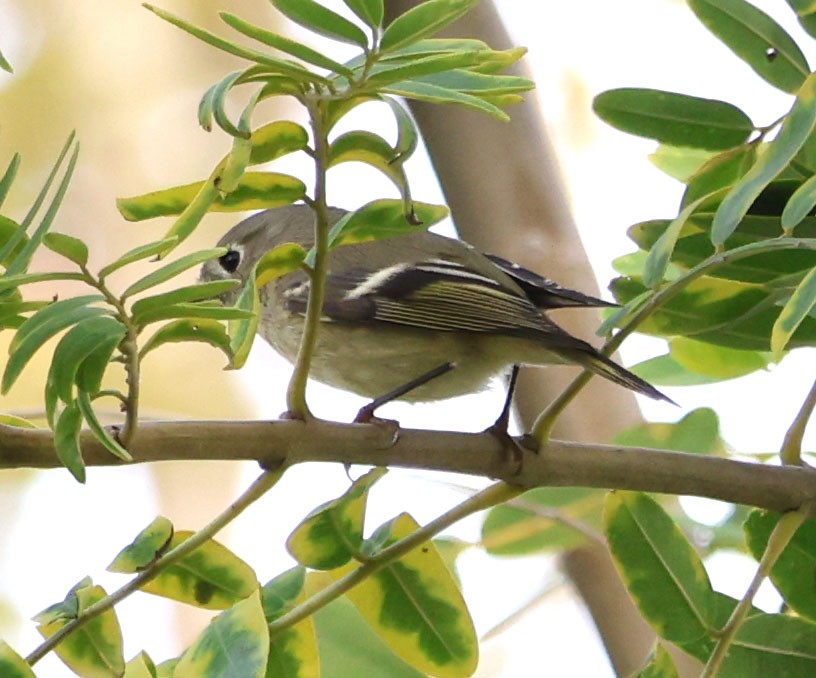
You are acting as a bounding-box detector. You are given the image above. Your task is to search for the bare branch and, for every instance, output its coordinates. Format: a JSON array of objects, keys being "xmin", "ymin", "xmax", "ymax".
[{"xmin": 3, "ymin": 420, "xmax": 815, "ymax": 513}]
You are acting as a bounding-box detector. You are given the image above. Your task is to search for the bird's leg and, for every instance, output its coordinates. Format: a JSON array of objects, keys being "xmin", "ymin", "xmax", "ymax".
[
  {"xmin": 484, "ymin": 365, "xmax": 538, "ymax": 471},
  {"xmin": 354, "ymin": 362, "xmax": 455, "ymax": 423}
]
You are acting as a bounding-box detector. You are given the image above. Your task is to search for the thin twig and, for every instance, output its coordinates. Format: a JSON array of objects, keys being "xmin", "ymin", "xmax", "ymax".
[
  {"xmin": 267, "ymin": 481, "xmax": 523, "ymax": 634},
  {"xmin": 26, "ymin": 466, "xmax": 285, "ymax": 666},
  {"xmin": 781, "ymin": 377, "xmax": 816, "ymax": 466}
]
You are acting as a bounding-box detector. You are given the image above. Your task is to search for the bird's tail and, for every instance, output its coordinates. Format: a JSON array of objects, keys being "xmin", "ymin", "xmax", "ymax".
[{"xmin": 566, "ymin": 346, "xmax": 675, "ymax": 404}]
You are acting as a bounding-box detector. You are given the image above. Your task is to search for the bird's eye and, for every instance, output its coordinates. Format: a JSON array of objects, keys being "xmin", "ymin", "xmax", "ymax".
[{"xmin": 219, "ymin": 249, "xmax": 242, "ymax": 273}]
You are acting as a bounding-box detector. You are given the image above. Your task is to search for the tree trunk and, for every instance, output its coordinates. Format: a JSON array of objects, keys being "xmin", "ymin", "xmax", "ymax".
[{"xmin": 385, "ymin": 2, "xmax": 699, "ymax": 674}]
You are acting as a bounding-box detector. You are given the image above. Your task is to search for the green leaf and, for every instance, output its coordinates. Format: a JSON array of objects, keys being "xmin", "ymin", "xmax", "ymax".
[
  {"xmin": 312, "ymin": 595, "xmax": 424, "ymax": 678},
  {"xmin": 332, "ymin": 513, "xmax": 478, "ymax": 678},
  {"xmin": 593, "ymin": 89, "xmax": 754, "ymax": 150},
  {"xmin": 364, "ymin": 51, "xmax": 487, "ymax": 88},
  {"xmin": 0, "ymin": 215, "xmax": 27, "ymax": 269},
  {"xmin": 0, "ymin": 153, "xmax": 21, "ymax": 210},
  {"xmin": 271, "ymin": 0, "xmax": 368, "ymax": 48},
  {"xmin": 140, "ymin": 318, "xmax": 233, "ymax": 362},
  {"xmin": 413, "ymin": 68, "xmax": 533, "ymax": 96},
  {"xmin": 481, "ymin": 487, "xmax": 603, "ymax": 555},
  {"xmin": 328, "ymin": 131, "xmax": 409, "ymax": 198},
  {"xmin": 788, "ymin": 0, "xmax": 816, "ymax": 39},
  {"xmin": 144, "ymin": 5, "xmax": 326, "ymax": 84},
  {"xmin": 287, "ymin": 468, "xmax": 387, "ymax": 569},
  {"xmin": 667, "ymin": 337, "xmax": 770, "ymax": 381},
  {"xmin": 643, "ymin": 196, "xmax": 710, "ymax": 288},
  {"xmin": 633, "ymin": 643, "xmax": 679, "ymax": 678},
  {"xmin": 380, "ymin": 0, "xmax": 480, "ymax": 53},
  {"xmin": 53, "ymin": 400, "xmax": 85, "ymax": 482},
  {"xmin": 604, "ymin": 492, "xmax": 713, "ymax": 643},
  {"xmin": 220, "ymin": 13, "xmax": 354, "ymax": 76},
  {"xmin": 771, "ymin": 266, "xmax": 816, "ymax": 357},
  {"xmin": 75, "ymin": 391, "xmax": 132, "ymax": 462},
  {"xmin": 139, "ymin": 530, "xmax": 258, "ymax": 609},
  {"xmin": 121, "ymin": 249, "xmax": 227, "ymax": 299},
  {"xmin": 262, "ymin": 568, "xmax": 320, "ymax": 678},
  {"xmin": 712, "ymin": 74, "xmax": 816, "ymax": 245},
  {"xmin": 781, "ymin": 173, "xmax": 816, "ymax": 231},
  {"xmin": 612, "ymin": 273, "xmax": 816, "ymax": 351},
  {"xmin": 109, "ymin": 516, "xmax": 175, "ymax": 573},
  {"xmin": 383, "ymin": 80, "xmax": 509, "ymax": 120},
  {"xmin": 261, "ymin": 567, "xmax": 306, "ymax": 619},
  {"xmin": 125, "ymin": 652, "xmax": 158, "ymax": 678},
  {"xmin": 132, "ymin": 302, "xmax": 254, "ymax": 326},
  {"xmin": 38, "ymin": 583, "xmax": 124, "ymax": 677},
  {"xmin": 0, "ymin": 641, "xmax": 37, "ymax": 678},
  {"xmin": 42, "ymin": 231, "xmax": 89, "ymax": 267},
  {"xmin": 649, "ymin": 144, "xmax": 716, "ymax": 182},
  {"xmin": 627, "ymin": 213, "xmax": 816, "ymax": 284},
  {"xmin": 745, "ymin": 510, "xmax": 816, "ymax": 622},
  {"xmin": 3, "ymin": 133, "xmax": 78, "ymax": 275},
  {"xmin": 3, "ymin": 297, "xmax": 109, "ymax": 394},
  {"xmin": 689, "ymin": 0, "xmax": 810, "ymax": 93},
  {"xmin": 721, "ymin": 613, "xmax": 816, "ymax": 675},
  {"xmin": 327, "ymin": 199, "xmax": 449, "ymax": 250},
  {"xmin": 249, "ymin": 121, "xmax": 309, "ymax": 165},
  {"xmin": 118, "ymin": 172, "xmax": 306, "ymax": 220},
  {"xmin": 0, "ymin": 48, "xmax": 11, "ymax": 73},
  {"xmin": 385, "ymin": 96, "xmax": 419, "ymax": 163},
  {"xmin": 227, "ymin": 271, "xmax": 260, "ymax": 370},
  {"xmin": 343, "ymin": 0, "xmax": 384, "ymax": 28},
  {"xmin": 130, "ymin": 280, "xmax": 240, "ymax": 321},
  {"xmin": 48, "ymin": 316, "xmax": 126, "ymax": 403},
  {"xmin": 175, "ymin": 590, "xmax": 268, "ymax": 678},
  {"xmin": 613, "ymin": 408, "xmax": 724, "ymax": 456},
  {"xmin": 683, "ymin": 144, "xmax": 758, "ymax": 206},
  {"xmin": 628, "ymin": 353, "xmax": 723, "ymax": 387},
  {"xmin": 98, "ymin": 237, "xmax": 179, "ymax": 279}
]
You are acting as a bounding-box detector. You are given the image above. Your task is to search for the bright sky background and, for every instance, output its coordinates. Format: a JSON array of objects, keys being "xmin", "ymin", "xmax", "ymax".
[{"xmin": 2, "ymin": 1, "xmax": 815, "ymax": 676}]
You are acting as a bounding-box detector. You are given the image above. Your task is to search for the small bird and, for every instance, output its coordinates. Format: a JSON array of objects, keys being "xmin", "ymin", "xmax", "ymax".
[{"xmin": 199, "ymin": 205, "xmax": 671, "ymax": 407}]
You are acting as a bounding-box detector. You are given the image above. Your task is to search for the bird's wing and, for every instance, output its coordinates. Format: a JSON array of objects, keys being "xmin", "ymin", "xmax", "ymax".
[
  {"xmin": 280, "ymin": 259, "xmax": 562, "ymax": 339},
  {"xmin": 484, "ymin": 254, "xmax": 617, "ymax": 309}
]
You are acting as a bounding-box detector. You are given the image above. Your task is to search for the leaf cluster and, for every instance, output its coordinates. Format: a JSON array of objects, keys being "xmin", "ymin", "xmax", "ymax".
[{"xmin": 593, "ymin": 0, "xmax": 816, "ymax": 385}]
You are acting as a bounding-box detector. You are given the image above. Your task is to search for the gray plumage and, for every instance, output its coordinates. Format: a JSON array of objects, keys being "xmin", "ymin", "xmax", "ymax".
[{"xmin": 199, "ymin": 205, "xmax": 670, "ymax": 403}]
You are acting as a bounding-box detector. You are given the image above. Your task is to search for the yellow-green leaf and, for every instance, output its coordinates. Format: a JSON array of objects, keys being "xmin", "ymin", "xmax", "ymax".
[
  {"xmin": 140, "ymin": 318, "xmax": 233, "ymax": 362},
  {"xmin": 124, "ymin": 651, "xmax": 158, "ymax": 678},
  {"xmin": 108, "ymin": 516, "xmax": 175, "ymax": 573},
  {"xmin": 263, "ymin": 568, "xmax": 320, "ymax": 677},
  {"xmin": 38, "ymin": 584, "xmax": 125, "ymax": 678},
  {"xmin": 712, "ymin": 72, "xmax": 816, "ymax": 245},
  {"xmin": 287, "ymin": 468, "xmax": 387, "ymax": 569},
  {"xmin": 249, "ymin": 121, "xmax": 310, "ymax": 165},
  {"xmin": 771, "ymin": 266, "xmax": 816, "ymax": 359},
  {"xmin": 175, "ymin": 589, "xmax": 269, "ymax": 678},
  {"xmin": 331, "ymin": 513, "xmax": 478, "ymax": 678},
  {"xmin": 118, "ymin": 172, "xmax": 306, "ymax": 221},
  {"xmin": 604, "ymin": 492, "xmax": 713, "ymax": 643},
  {"xmin": 481, "ymin": 487, "xmax": 603, "ymax": 555},
  {"xmin": 0, "ymin": 641, "xmax": 37, "ymax": 678},
  {"xmin": 255, "ymin": 242, "xmax": 308, "ymax": 288},
  {"xmin": 139, "ymin": 530, "xmax": 258, "ymax": 609}
]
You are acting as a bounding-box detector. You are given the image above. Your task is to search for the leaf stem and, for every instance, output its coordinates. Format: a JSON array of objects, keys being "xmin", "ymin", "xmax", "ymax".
[
  {"xmin": 25, "ymin": 466, "xmax": 284, "ymax": 666},
  {"xmin": 781, "ymin": 377, "xmax": 816, "ymax": 465},
  {"xmin": 532, "ymin": 237, "xmax": 816, "ymax": 444},
  {"xmin": 267, "ymin": 481, "xmax": 523, "ymax": 634},
  {"xmin": 285, "ymin": 92, "xmax": 332, "ymax": 418},
  {"xmin": 702, "ymin": 505, "xmax": 811, "ymax": 677}
]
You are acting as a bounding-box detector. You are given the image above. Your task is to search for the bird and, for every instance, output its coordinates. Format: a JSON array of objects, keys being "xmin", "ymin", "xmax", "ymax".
[{"xmin": 199, "ymin": 204, "xmax": 671, "ymax": 410}]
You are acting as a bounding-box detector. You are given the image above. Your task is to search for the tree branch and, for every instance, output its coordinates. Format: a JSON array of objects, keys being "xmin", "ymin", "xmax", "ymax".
[{"xmin": 3, "ymin": 420, "xmax": 815, "ymax": 513}]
